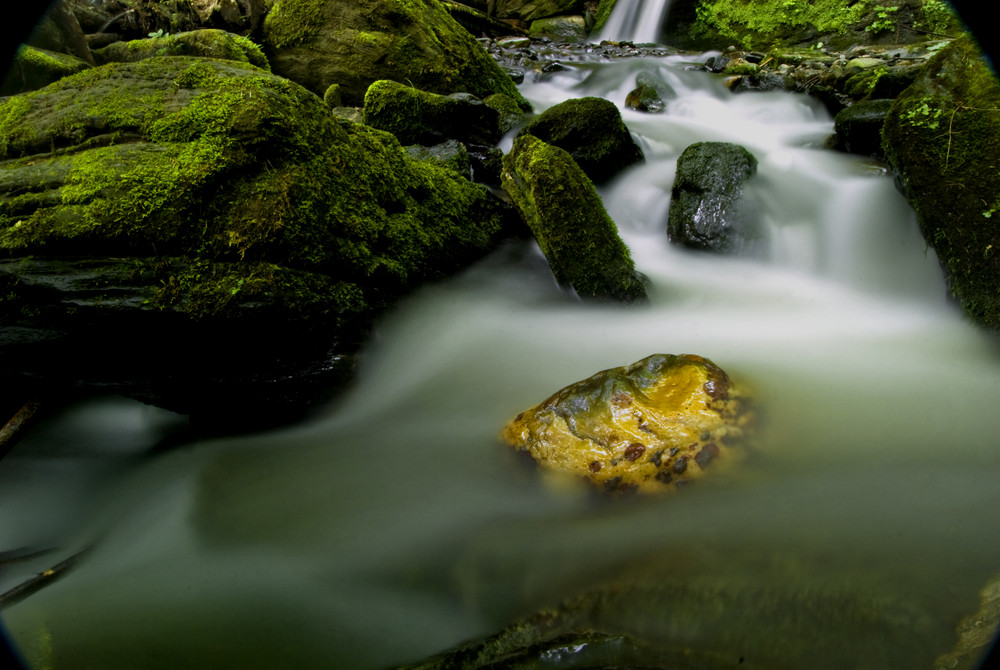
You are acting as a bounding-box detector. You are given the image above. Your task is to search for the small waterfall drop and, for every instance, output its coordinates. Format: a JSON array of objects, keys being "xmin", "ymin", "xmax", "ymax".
[{"xmin": 599, "ymin": 0, "xmax": 674, "ymax": 43}]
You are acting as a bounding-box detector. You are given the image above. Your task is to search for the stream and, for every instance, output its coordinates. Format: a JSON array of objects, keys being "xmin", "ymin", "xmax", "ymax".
[{"xmin": 3, "ymin": 22, "xmax": 1000, "ymax": 670}]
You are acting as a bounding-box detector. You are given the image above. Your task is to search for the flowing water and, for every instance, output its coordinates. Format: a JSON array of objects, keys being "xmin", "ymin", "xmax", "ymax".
[
  {"xmin": 3, "ymin": 47, "xmax": 1000, "ymax": 670},
  {"xmin": 599, "ymin": 0, "xmax": 674, "ymax": 43}
]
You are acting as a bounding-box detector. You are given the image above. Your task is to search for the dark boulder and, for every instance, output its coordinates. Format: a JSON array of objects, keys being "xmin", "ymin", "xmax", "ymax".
[{"xmin": 667, "ymin": 142, "xmax": 761, "ymax": 254}]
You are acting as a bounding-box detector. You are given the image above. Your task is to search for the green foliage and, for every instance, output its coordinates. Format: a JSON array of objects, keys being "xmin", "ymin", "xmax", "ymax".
[
  {"xmin": 898, "ymin": 98, "xmax": 946, "ymax": 129},
  {"xmin": 692, "ymin": 0, "xmax": 869, "ymax": 49},
  {"xmin": 915, "ymin": 0, "xmax": 958, "ymax": 35},
  {"xmin": 865, "ymin": 4, "xmax": 899, "ymax": 34}
]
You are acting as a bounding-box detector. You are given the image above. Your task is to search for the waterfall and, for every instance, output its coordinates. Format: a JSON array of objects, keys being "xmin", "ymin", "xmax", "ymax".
[{"xmin": 599, "ymin": 0, "xmax": 674, "ymax": 43}]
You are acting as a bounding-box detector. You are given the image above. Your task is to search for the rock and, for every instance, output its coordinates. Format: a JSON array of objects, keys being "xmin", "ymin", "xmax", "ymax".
[
  {"xmin": 933, "ymin": 572, "xmax": 1000, "ymax": 670},
  {"xmin": 501, "ymin": 353, "xmax": 753, "ymax": 494},
  {"xmin": 404, "ymin": 140, "xmax": 472, "ymax": 179},
  {"xmin": 484, "ymin": 92, "xmax": 526, "ymax": 134},
  {"xmin": 495, "ymin": 0, "xmax": 584, "ymax": 22},
  {"xmin": 0, "ymin": 57, "xmax": 508, "ymax": 421},
  {"xmin": 882, "ymin": 36, "xmax": 1000, "ymax": 330},
  {"xmin": 667, "ymin": 141, "xmax": 761, "ymax": 254},
  {"xmin": 0, "ymin": 45, "xmax": 92, "ymax": 95},
  {"xmin": 833, "ymin": 98, "xmax": 894, "ymax": 156},
  {"xmin": 517, "ymin": 96, "xmax": 644, "ymax": 184},
  {"xmin": 501, "ymin": 134, "xmax": 646, "ymax": 303},
  {"xmin": 260, "ymin": 0, "xmax": 530, "ymax": 110},
  {"xmin": 529, "ymin": 15, "xmax": 587, "ymax": 42},
  {"xmin": 26, "ymin": 0, "xmax": 95, "ymax": 66},
  {"xmin": 625, "ymin": 71, "xmax": 676, "ymax": 113},
  {"xmin": 497, "ymin": 36, "xmax": 530, "ymax": 50},
  {"xmin": 363, "ymin": 80, "xmax": 502, "ymax": 147},
  {"xmin": 93, "ymin": 29, "xmax": 269, "ymax": 69}
]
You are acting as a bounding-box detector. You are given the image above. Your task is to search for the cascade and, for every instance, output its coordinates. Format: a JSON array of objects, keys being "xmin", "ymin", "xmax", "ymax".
[
  {"xmin": 599, "ymin": 0, "xmax": 674, "ymax": 43},
  {"xmin": 3, "ymin": 46, "xmax": 1000, "ymax": 670}
]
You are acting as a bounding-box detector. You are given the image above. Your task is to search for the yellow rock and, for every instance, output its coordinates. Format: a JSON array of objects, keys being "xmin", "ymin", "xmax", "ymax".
[{"xmin": 501, "ymin": 354, "xmax": 754, "ymax": 494}]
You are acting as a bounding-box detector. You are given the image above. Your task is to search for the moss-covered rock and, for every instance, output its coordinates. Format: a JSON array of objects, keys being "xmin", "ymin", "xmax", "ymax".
[
  {"xmin": 0, "ymin": 57, "xmax": 508, "ymax": 419},
  {"xmin": 528, "ymin": 15, "xmax": 588, "ymax": 42},
  {"xmin": 0, "ymin": 45, "xmax": 92, "ymax": 95},
  {"xmin": 93, "ymin": 29, "xmax": 270, "ymax": 70},
  {"xmin": 501, "ymin": 134, "xmax": 646, "ymax": 303},
  {"xmin": 363, "ymin": 79, "xmax": 502, "ymax": 147},
  {"xmin": 667, "ymin": 141, "xmax": 761, "ymax": 254},
  {"xmin": 685, "ymin": 0, "xmax": 962, "ymax": 51},
  {"xmin": 495, "ymin": 0, "xmax": 584, "ymax": 22},
  {"xmin": 501, "ymin": 353, "xmax": 753, "ymax": 494},
  {"xmin": 591, "ymin": 0, "xmax": 620, "ymax": 35},
  {"xmin": 882, "ymin": 36, "xmax": 1000, "ymax": 330},
  {"xmin": 517, "ymin": 96, "xmax": 643, "ymax": 184},
  {"xmin": 260, "ymin": 0, "xmax": 530, "ymax": 110}
]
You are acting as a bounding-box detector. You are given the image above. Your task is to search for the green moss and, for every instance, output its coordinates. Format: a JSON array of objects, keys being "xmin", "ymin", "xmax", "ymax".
[
  {"xmin": 502, "ymin": 134, "xmax": 646, "ymax": 303},
  {"xmin": 692, "ymin": 0, "xmax": 870, "ymax": 49},
  {"xmin": 95, "ymin": 29, "xmax": 271, "ymax": 71},
  {"xmin": 883, "ymin": 36, "xmax": 1000, "ymax": 329},
  {"xmin": 592, "ymin": 0, "xmax": 620, "ymax": 34},
  {"xmin": 261, "ymin": 0, "xmax": 328, "ymax": 49}
]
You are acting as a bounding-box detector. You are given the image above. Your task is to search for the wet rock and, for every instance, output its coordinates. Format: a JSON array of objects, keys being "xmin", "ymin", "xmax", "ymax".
[
  {"xmin": 363, "ymin": 80, "xmax": 502, "ymax": 147},
  {"xmin": 667, "ymin": 141, "xmax": 761, "ymax": 254},
  {"xmin": 517, "ymin": 96, "xmax": 644, "ymax": 184},
  {"xmin": 625, "ymin": 71, "xmax": 675, "ymax": 113},
  {"xmin": 934, "ymin": 572, "xmax": 1000, "ymax": 670},
  {"xmin": 833, "ymin": 98, "xmax": 894, "ymax": 156},
  {"xmin": 501, "ymin": 134, "xmax": 646, "ymax": 303},
  {"xmin": 501, "ymin": 353, "xmax": 753, "ymax": 493}
]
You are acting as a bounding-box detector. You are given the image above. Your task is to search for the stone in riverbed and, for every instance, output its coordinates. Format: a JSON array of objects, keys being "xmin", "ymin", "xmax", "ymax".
[
  {"xmin": 501, "ymin": 353, "xmax": 754, "ymax": 494},
  {"xmin": 667, "ymin": 141, "xmax": 761, "ymax": 254}
]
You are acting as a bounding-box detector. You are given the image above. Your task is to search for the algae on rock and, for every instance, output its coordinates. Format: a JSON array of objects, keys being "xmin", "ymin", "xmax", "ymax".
[
  {"xmin": 517, "ymin": 96, "xmax": 644, "ymax": 184},
  {"xmin": 501, "ymin": 134, "xmax": 646, "ymax": 303},
  {"xmin": 882, "ymin": 36, "xmax": 1000, "ymax": 330},
  {"xmin": 501, "ymin": 353, "xmax": 753, "ymax": 494},
  {"xmin": 0, "ymin": 57, "xmax": 509, "ymax": 418},
  {"xmin": 261, "ymin": 0, "xmax": 530, "ymax": 109}
]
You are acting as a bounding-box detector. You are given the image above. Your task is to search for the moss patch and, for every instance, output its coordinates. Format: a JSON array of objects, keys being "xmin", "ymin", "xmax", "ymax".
[{"xmin": 882, "ymin": 36, "xmax": 1000, "ymax": 329}]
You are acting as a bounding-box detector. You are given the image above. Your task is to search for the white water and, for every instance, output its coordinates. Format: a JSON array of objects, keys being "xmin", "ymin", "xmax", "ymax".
[
  {"xmin": 3, "ymin": 54, "xmax": 1000, "ymax": 669},
  {"xmin": 599, "ymin": 0, "xmax": 673, "ymax": 43}
]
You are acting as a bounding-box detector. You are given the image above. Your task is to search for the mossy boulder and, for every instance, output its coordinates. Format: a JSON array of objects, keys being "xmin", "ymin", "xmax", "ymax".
[
  {"xmin": 495, "ymin": 0, "xmax": 584, "ymax": 22},
  {"xmin": 501, "ymin": 134, "xmax": 646, "ymax": 303},
  {"xmin": 363, "ymin": 79, "xmax": 502, "ymax": 147},
  {"xmin": 93, "ymin": 29, "xmax": 270, "ymax": 70},
  {"xmin": 517, "ymin": 96, "xmax": 644, "ymax": 184},
  {"xmin": 528, "ymin": 15, "xmax": 588, "ymax": 42},
  {"xmin": 0, "ymin": 45, "xmax": 92, "ymax": 95},
  {"xmin": 501, "ymin": 353, "xmax": 753, "ymax": 494},
  {"xmin": 667, "ymin": 141, "xmax": 761, "ymax": 254},
  {"xmin": 882, "ymin": 36, "xmax": 1000, "ymax": 330},
  {"xmin": 260, "ymin": 0, "xmax": 530, "ymax": 110},
  {"xmin": 0, "ymin": 57, "xmax": 508, "ymax": 420}
]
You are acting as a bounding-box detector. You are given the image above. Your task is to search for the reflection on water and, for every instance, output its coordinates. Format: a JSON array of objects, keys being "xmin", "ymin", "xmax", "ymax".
[{"xmin": 3, "ymin": 54, "xmax": 1000, "ymax": 669}]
